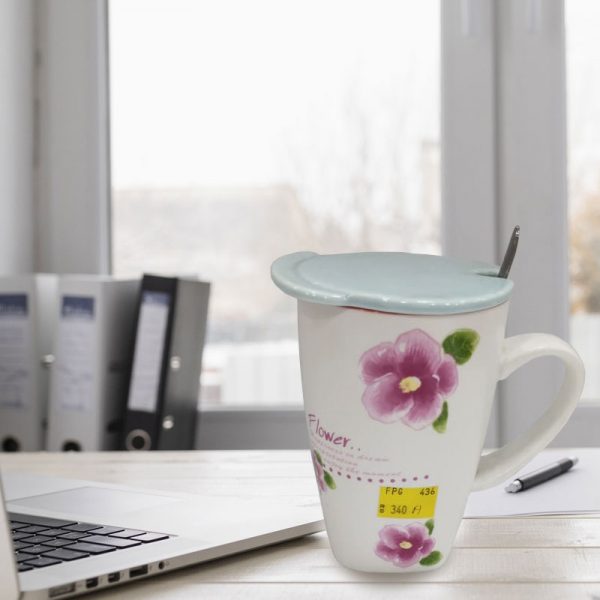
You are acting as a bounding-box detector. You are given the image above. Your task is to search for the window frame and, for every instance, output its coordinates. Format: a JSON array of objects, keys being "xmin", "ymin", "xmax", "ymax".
[
  {"xmin": 33, "ymin": 0, "xmax": 599, "ymax": 449},
  {"xmin": 35, "ymin": 0, "xmax": 111, "ymax": 275},
  {"xmin": 441, "ymin": 0, "xmax": 500, "ymax": 447},
  {"xmin": 444, "ymin": 0, "xmax": 599, "ymax": 446},
  {"xmin": 0, "ymin": 0, "xmax": 35, "ymax": 274}
]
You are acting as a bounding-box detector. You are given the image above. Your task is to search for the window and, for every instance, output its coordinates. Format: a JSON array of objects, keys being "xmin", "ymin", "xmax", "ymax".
[
  {"xmin": 567, "ymin": 1, "xmax": 600, "ymax": 404},
  {"xmin": 109, "ymin": 0, "xmax": 441, "ymax": 407},
  {"xmin": 36, "ymin": 0, "xmax": 597, "ymax": 448}
]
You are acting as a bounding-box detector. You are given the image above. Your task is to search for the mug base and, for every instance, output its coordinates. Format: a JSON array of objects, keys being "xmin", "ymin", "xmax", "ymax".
[{"xmin": 329, "ymin": 546, "xmax": 450, "ymax": 574}]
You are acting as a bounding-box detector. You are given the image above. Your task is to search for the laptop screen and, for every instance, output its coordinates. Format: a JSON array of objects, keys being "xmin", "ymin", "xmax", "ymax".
[{"xmin": 0, "ymin": 475, "xmax": 19, "ymax": 599}]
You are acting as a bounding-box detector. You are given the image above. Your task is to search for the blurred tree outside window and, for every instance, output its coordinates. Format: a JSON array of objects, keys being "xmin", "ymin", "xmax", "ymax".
[{"xmin": 109, "ymin": 0, "xmax": 441, "ymax": 407}]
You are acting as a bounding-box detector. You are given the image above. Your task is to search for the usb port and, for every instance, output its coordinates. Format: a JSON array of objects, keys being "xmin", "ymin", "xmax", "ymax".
[
  {"xmin": 108, "ymin": 572, "xmax": 121, "ymax": 583},
  {"xmin": 85, "ymin": 577, "xmax": 99, "ymax": 589},
  {"xmin": 129, "ymin": 565, "xmax": 149, "ymax": 578}
]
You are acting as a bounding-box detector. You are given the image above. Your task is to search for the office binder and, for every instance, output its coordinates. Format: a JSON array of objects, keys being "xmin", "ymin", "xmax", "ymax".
[
  {"xmin": 46, "ymin": 277, "xmax": 139, "ymax": 451},
  {"xmin": 0, "ymin": 275, "xmax": 58, "ymax": 451},
  {"xmin": 123, "ymin": 275, "xmax": 210, "ymax": 451}
]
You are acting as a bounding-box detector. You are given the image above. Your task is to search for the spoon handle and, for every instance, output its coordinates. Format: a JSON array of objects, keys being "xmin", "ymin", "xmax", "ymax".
[{"xmin": 498, "ymin": 225, "xmax": 520, "ymax": 278}]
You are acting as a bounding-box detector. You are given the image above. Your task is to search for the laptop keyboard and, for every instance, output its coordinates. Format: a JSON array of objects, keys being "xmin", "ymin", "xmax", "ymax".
[{"xmin": 9, "ymin": 512, "xmax": 172, "ymax": 572}]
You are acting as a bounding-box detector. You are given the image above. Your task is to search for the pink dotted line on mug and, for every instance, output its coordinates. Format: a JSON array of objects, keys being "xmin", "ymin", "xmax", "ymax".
[{"xmin": 328, "ymin": 467, "xmax": 429, "ymax": 484}]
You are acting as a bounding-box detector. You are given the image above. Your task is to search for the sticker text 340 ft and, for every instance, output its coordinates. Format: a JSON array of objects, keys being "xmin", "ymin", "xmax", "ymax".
[{"xmin": 377, "ymin": 486, "xmax": 438, "ymax": 519}]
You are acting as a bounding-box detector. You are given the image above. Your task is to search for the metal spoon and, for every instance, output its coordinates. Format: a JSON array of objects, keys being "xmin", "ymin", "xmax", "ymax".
[{"xmin": 498, "ymin": 225, "xmax": 520, "ymax": 278}]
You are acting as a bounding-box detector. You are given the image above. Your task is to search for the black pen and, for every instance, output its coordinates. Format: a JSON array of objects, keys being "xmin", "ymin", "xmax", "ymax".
[{"xmin": 505, "ymin": 457, "xmax": 578, "ymax": 493}]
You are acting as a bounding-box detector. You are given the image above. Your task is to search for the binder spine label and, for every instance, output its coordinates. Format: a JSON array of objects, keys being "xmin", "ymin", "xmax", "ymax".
[
  {"xmin": 128, "ymin": 291, "xmax": 170, "ymax": 413},
  {"xmin": 0, "ymin": 294, "xmax": 30, "ymax": 409},
  {"xmin": 54, "ymin": 296, "xmax": 96, "ymax": 412}
]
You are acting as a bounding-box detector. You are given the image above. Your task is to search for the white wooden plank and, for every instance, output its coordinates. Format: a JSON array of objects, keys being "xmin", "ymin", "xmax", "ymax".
[
  {"xmin": 164, "ymin": 543, "xmax": 600, "ymax": 583},
  {"xmin": 87, "ymin": 582, "xmax": 600, "ymax": 600},
  {"xmin": 455, "ymin": 516, "xmax": 600, "ymax": 548},
  {"xmin": 278, "ymin": 517, "xmax": 600, "ymax": 551}
]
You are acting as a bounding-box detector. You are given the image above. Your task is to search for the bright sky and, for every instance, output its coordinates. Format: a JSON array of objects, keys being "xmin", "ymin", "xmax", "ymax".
[
  {"xmin": 110, "ymin": 0, "xmax": 600, "ymax": 202},
  {"xmin": 109, "ymin": 0, "xmax": 439, "ymax": 189},
  {"xmin": 566, "ymin": 0, "xmax": 600, "ymax": 206}
]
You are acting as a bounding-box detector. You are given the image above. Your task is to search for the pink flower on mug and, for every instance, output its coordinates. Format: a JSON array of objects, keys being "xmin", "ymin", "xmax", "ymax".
[
  {"xmin": 360, "ymin": 329, "xmax": 459, "ymax": 430},
  {"xmin": 375, "ymin": 522, "xmax": 440, "ymax": 567}
]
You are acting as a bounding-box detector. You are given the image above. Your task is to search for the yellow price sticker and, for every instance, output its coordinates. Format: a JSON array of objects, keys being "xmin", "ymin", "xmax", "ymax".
[{"xmin": 377, "ymin": 486, "xmax": 438, "ymax": 519}]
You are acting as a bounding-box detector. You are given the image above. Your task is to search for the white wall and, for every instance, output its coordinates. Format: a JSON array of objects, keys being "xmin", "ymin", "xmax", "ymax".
[{"xmin": 0, "ymin": 0, "xmax": 35, "ymax": 273}]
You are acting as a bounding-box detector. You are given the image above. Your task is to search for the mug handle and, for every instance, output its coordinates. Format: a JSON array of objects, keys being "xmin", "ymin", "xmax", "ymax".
[{"xmin": 473, "ymin": 333, "xmax": 585, "ymax": 491}]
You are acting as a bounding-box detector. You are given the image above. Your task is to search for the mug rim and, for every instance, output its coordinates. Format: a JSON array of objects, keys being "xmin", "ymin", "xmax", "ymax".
[{"xmin": 298, "ymin": 298, "xmax": 511, "ymax": 318}]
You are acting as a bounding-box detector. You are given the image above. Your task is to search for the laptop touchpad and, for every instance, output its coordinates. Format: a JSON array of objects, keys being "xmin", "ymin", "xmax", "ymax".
[{"xmin": 9, "ymin": 487, "xmax": 180, "ymax": 517}]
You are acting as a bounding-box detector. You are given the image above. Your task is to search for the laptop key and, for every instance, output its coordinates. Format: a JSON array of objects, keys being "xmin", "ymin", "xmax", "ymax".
[
  {"xmin": 40, "ymin": 528, "xmax": 68, "ymax": 537},
  {"xmin": 24, "ymin": 544, "xmax": 54, "ymax": 555},
  {"xmin": 64, "ymin": 542, "xmax": 117, "ymax": 555},
  {"xmin": 15, "ymin": 551, "xmax": 38, "ymax": 563},
  {"xmin": 18, "ymin": 525, "xmax": 49, "ymax": 534},
  {"xmin": 10, "ymin": 522, "xmax": 28, "ymax": 530},
  {"xmin": 62, "ymin": 523, "xmax": 103, "ymax": 533},
  {"xmin": 13, "ymin": 541, "xmax": 33, "ymax": 551},
  {"xmin": 81, "ymin": 535, "xmax": 141, "ymax": 549},
  {"xmin": 90, "ymin": 526, "xmax": 124, "ymax": 536},
  {"xmin": 110, "ymin": 528, "xmax": 146, "ymax": 538},
  {"xmin": 21, "ymin": 535, "xmax": 53, "ymax": 545},
  {"xmin": 8, "ymin": 513, "xmax": 76, "ymax": 528},
  {"xmin": 18, "ymin": 564, "xmax": 34, "ymax": 572},
  {"xmin": 59, "ymin": 531, "xmax": 90, "ymax": 541},
  {"xmin": 45, "ymin": 539, "xmax": 73, "ymax": 548},
  {"xmin": 23, "ymin": 556, "xmax": 62, "ymax": 568},
  {"xmin": 12, "ymin": 532, "xmax": 29, "ymax": 541},
  {"xmin": 132, "ymin": 532, "xmax": 169, "ymax": 543},
  {"xmin": 44, "ymin": 548, "xmax": 89, "ymax": 561}
]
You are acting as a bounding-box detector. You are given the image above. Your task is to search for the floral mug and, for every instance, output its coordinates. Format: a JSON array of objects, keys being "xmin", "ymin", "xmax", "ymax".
[{"xmin": 272, "ymin": 251, "xmax": 585, "ymax": 572}]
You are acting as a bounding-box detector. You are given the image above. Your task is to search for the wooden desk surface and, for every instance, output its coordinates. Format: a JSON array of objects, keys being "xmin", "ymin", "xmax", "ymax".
[{"xmin": 2, "ymin": 450, "xmax": 599, "ymax": 600}]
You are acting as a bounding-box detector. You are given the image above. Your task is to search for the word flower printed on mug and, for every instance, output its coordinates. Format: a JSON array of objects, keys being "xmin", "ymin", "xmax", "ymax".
[
  {"xmin": 359, "ymin": 328, "xmax": 479, "ymax": 432},
  {"xmin": 375, "ymin": 519, "xmax": 442, "ymax": 567}
]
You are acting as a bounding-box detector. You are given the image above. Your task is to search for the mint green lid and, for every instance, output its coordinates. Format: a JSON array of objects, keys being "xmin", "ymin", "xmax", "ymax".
[{"xmin": 271, "ymin": 251, "xmax": 513, "ymax": 315}]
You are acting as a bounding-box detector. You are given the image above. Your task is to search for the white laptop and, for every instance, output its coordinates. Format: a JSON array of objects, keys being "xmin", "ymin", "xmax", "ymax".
[{"xmin": 1, "ymin": 470, "xmax": 323, "ymax": 599}]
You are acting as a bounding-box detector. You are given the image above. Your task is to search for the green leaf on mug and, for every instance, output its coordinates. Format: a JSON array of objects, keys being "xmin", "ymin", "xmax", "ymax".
[
  {"xmin": 442, "ymin": 328, "xmax": 480, "ymax": 365},
  {"xmin": 432, "ymin": 401, "xmax": 448, "ymax": 434},
  {"xmin": 420, "ymin": 551, "xmax": 442, "ymax": 566},
  {"xmin": 324, "ymin": 471, "xmax": 336, "ymax": 490},
  {"xmin": 425, "ymin": 519, "xmax": 435, "ymax": 535},
  {"xmin": 315, "ymin": 450, "xmax": 324, "ymax": 466}
]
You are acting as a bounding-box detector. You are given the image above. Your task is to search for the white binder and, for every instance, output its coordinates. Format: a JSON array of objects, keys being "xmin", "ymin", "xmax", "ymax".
[
  {"xmin": 0, "ymin": 275, "xmax": 58, "ymax": 452},
  {"xmin": 46, "ymin": 277, "xmax": 138, "ymax": 451}
]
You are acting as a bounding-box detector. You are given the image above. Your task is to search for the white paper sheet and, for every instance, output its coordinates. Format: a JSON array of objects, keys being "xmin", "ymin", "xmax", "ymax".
[{"xmin": 465, "ymin": 447, "xmax": 600, "ymax": 517}]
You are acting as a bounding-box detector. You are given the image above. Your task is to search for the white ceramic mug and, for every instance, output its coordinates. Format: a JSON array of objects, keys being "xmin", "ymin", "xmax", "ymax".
[{"xmin": 298, "ymin": 299, "xmax": 584, "ymax": 572}]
